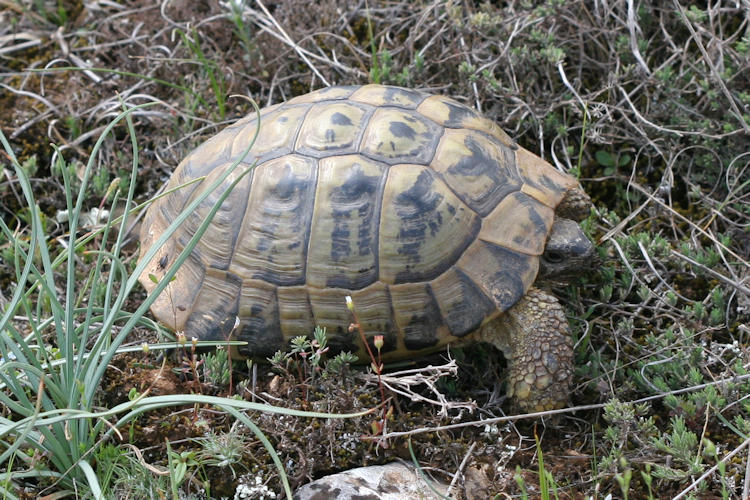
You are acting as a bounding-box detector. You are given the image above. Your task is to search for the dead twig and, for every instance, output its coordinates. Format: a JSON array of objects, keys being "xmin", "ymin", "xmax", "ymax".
[{"xmin": 377, "ymin": 373, "xmax": 750, "ymax": 440}]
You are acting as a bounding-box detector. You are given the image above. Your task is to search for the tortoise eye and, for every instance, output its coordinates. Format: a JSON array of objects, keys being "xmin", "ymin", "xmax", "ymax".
[{"xmin": 545, "ymin": 250, "xmax": 564, "ymax": 264}]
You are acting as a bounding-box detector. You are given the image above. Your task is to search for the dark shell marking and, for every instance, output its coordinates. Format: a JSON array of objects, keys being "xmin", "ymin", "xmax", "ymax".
[{"xmin": 138, "ymin": 84, "xmax": 577, "ymax": 360}]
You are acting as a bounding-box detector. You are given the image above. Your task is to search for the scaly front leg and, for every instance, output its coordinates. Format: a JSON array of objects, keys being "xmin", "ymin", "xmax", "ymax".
[{"xmin": 479, "ymin": 287, "xmax": 574, "ymax": 412}]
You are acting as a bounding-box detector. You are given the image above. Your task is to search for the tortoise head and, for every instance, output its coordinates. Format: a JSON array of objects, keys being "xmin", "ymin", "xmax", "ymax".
[
  {"xmin": 538, "ymin": 218, "xmax": 595, "ymax": 280},
  {"xmin": 538, "ymin": 188, "xmax": 595, "ymax": 280}
]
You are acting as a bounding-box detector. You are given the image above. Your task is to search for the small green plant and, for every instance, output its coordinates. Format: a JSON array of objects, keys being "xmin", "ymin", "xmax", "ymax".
[
  {"xmin": 225, "ymin": 1, "xmax": 257, "ymax": 64},
  {"xmin": 711, "ymin": 447, "xmax": 731, "ymax": 500},
  {"xmin": 28, "ymin": 0, "xmax": 70, "ymax": 26},
  {"xmin": 178, "ymin": 29, "xmax": 227, "ymax": 120},
  {"xmin": 268, "ymin": 326, "xmax": 356, "ymax": 383},
  {"xmin": 365, "ymin": 0, "xmax": 380, "ymax": 84},
  {"xmin": 614, "ymin": 458, "xmax": 632, "ymax": 500},
  {"xmin": 511, "ymin": 430, "xmax": 561, "ymax": 500},
  {"xmin": 364, "ymin": 0, "xmax": 422, "ymax": 86},
  {"xmin": 19, "ymin": 155, "xmax": 38, "ymax": 177},
  {"xmin": 458, "ymin": 61, "xmax": 478, "ymax": 82},
  {"xmin": 535, "ymin": 428, "xmax": 560, "ymax": 500},
  {"xmin": 106, "ymin": 449, "xmax": 171, "ymax": 499},
  {"xmin": 371, "ymin": 50, "xmax": 423, "ymax": 86},
  {"xmin": 324, "ymin": 351, "xmax": 359, "ymax": 377},
  {"xmin": 166, "ymin": 439, "xmax": 199, "ymax": 495},
  {"xmin": 640, "ymin": 463, "xmax": 655, "ymax": 500},
  {"xmin": 194, "ymin": 426, "xmax": 250, "ymax": 478},
  {"xmin": 514, "ymin": 465, "xmax": 530, "ymax": 500},
  {"xmin": 594, "ymin": 149, "xmax": 631, "ymax": 175},
  {"xmin": 269, "ymin": 325, "xmax": 331, "ymax": 384},
  {"xmin": 651, "ymin": 416, "xmax": 704, "ymax": 481},
  {"xmin": 685, "ymin": 5, "xmax": 708, "ymax": 23},
  {"xmin": 201, "ymin": 348, "xmax": 231, "ymax": 387},
  {"xmin": 599, "ymin": 400, "xmax": 658, "ymax": 473},
  {"xmin": 172, "ymin": 333, "xmax": 205, "ymax": 393}
]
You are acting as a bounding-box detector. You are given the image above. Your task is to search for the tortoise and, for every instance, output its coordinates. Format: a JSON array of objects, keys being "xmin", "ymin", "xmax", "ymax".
[{"xmin": 138, "ymin": 84, "xmax": 594, "ymax": 411}]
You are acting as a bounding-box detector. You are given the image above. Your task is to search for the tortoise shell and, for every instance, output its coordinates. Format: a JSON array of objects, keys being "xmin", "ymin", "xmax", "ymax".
[{"xmin": 138, "ymin": 84, "xmax": 578, "ymax": 359}]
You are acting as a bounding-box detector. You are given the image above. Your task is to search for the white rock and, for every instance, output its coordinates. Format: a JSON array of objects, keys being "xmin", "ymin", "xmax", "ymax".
[{"xmin": 294, "ymin": 462, "xmax": 449, "ymax": 500}]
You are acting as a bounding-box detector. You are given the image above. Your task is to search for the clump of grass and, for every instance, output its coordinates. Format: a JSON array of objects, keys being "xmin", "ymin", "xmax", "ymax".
[
  {"xmin": 194, "ymin": 425, "xmax": 252, "ymax": 479},
  {"xmin": 512, "ymin": 430, "xmax": 560, "ymax": 500},
  {"xmin": 178, "ymin": 29, "xmax": 227, "ymax": 120}
]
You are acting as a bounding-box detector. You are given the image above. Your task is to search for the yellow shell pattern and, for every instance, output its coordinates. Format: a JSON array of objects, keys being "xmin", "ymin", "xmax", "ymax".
[{"xmin": 138, "ymin": 85, "xmax": 577, "ymax": 359}]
